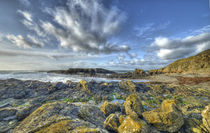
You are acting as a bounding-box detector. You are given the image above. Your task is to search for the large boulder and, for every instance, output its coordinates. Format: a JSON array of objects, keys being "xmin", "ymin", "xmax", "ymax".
[
  {"xmin": 143, "ymin": 100, "xmax": 184, "ymax": 132},
  {"xmin": 123, "ymin": 94, "xmax": 144, "ymax": 117},
  {"xmin": 13, "ymin": 102, "xmax": 107, "ymax": 133},
  {"xmin": 118, "ymin": 116, "xmax": 149, "ymax": 133},
  {"xmin": 100, "ymin": 101, "xmax": 121, "ymax": 116},
  {"xmin": 119, "ymin": 80, "xmax": 137, "ymax": 92},
  {"xmin": 201, "ymin": 104, "xmax": 210, "ymax": 132},
  {"xmin": 104, "ymin": 113, "xmax": 121, "ymax": 132}
]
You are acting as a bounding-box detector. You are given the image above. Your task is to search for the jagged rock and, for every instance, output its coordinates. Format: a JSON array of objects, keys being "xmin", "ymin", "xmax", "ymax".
[
  {"xmin": 143, "ymin": 99, "xmax": 184, "ymax": 132},
  {"xmin": 118, "ymin": 116, "xmax": 149, "ymax": 133},
  {"xmin": 123, "ymin": 94, "xmax": 143, "ymax": 117},
  {"xmin": 104, "ymin": 113, "xmax": 121, "ymax": 132},
  {"xmin": 119, "ymin": 80, "xmax": 137, "ymax": 92},
  {"xmin": 100, "ymin": 101, "xmax": 121, "ymax": 116},
  {"xmin": 77, "ymin": 80, "xmax": 92, "ymax": 94},
  {"xmin": 201, "ymin": 104, "xmax": 210, "ymax": 132}
]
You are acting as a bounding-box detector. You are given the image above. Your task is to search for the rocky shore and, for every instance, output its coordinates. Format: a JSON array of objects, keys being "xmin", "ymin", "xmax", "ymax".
[{"xmin": 0, "ymin": 75, "xmax": 209, "ymax": 133}]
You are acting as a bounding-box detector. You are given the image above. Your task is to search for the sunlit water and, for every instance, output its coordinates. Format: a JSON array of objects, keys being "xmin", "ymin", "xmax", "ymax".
[{"xmin": 0, "ymin": 71, "xmax": 150, "ymax": 83}]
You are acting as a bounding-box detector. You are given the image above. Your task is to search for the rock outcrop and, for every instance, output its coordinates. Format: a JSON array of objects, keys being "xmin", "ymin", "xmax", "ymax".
[
  {"xmin": 13, "ymin": 102, "xmax": 107, "ymax": 133},
  {"xmin": 143, "ymin": 99, "xmax": 184, "ymax": 132},
  {"xmin": 150, "ymin": 49, "xmax": 210, "ymax": 74}
]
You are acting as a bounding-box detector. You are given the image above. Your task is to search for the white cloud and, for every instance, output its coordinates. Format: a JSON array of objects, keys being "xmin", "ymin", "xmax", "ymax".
[
  {"xmin": 40, "ymin": 0, "xmax": 128, "ymax": 54},
  {"xmin": 17, "ymin": 10, "xmax": 32, "ymax": 22},
  {"xmin": 18, "ymin": 10, "xmax": 45, "ymax": 37},
  {"xmin": 151, "ymin": 32, "xmax": 210, "ymax": 59},
  {"xmin": 6, "ymin": 34, "xmax": 45, "ymax": 48},
  {"xmin": 6, "ymin": 34, "xmax": 32, "ymax": 48},
  {"xmin": 27, "ymin": 35, "xmax": 44, "ymax": 47},
  {"xmin": 0, "ymin": 49, "xmax": 96, "ymax": 60}
]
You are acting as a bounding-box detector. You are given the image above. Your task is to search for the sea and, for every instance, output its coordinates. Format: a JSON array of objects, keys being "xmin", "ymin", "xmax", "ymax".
[{"xmin": 0, "ymin": 71, "xmax": 149, "ymax": 83}]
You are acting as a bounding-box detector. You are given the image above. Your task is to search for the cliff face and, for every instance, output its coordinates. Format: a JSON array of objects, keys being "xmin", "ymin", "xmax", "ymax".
[{"xmin": 150, "ymin": 49, "xmax": 210, "ymax": 74}]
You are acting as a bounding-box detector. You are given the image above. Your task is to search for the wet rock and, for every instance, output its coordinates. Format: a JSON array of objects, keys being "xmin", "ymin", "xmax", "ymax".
[
  {"xmin": 118, "ymin": 116, "xmax": 149, "ymax": 133},
  {"xmin": 124, "ymin": 94, "xmax": 143, "ymax": 117},
  {"xmin": 66, "ymin": 80, "xmax": 73, "ymax": 86},
  {"xmin": 0, "ymin": 120, "xmax": 18, "ymax": 133},
  {"xmin": 13, "ymin": 101, "xmax": 108, "ymax": 133},
  {"xmin": 0, "ymin": 108, "xmax": 17, "ymax": 121},
  {"xmin": 100, "ymin": 101, "xmax": 121, "ymax": 116},
  {"xmin": 13, "ymin": 102, "xmax": 78, "ymax": 133},
  {"xmin": 143, "ymin": 99, "xmax": 184, "ymax": 132},
  {"xmin": 16, "ymin": 103, "xmax": 41, "ymax": 120},
  {"xmin": 48, "ymin": 82, "xmax": 68, "ymax": 94},
  {"xmin": 201, "ymin": 104, "xmax": 210, "ymax": 132},
  {"xmin": 104, "ymin": 113, "xmax": 121, "ymax": 132},
  {"xmin": 119, "ymin": 80, "xmax": 137, "ymax": 92},
  {"xmin": 77, "ymin": 80, "xmax": 92, "ymax": 94}
]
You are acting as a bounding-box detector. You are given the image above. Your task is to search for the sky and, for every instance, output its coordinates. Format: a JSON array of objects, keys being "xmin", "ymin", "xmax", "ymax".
[{"xmin": 0, "ymin": 0, "xmax": 210, "ymax": 70}]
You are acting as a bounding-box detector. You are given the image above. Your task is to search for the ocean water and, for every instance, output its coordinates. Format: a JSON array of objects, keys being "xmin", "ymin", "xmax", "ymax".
[{"xmin": 0, "ymin": 71, "xmax": 149, "ymax": 83}]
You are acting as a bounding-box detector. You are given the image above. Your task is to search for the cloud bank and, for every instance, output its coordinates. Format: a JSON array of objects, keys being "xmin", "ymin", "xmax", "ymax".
[{"xmin": 151, "ymin": 32, "xmax": 210, "ymax": 59}]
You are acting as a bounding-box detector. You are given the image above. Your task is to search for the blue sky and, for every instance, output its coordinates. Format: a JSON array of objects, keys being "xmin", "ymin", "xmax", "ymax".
[{"xmin": 0, "ymin": 0, "xmax": 210, "ymax": 70}]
